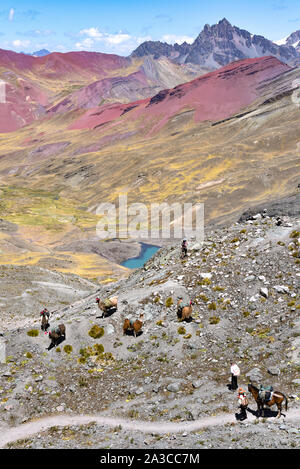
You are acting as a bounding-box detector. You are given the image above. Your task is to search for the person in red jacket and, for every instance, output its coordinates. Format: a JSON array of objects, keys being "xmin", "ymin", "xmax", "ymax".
[{"xmin": 237, "ymin": 388, "xmax": 248, "ymax": 420}]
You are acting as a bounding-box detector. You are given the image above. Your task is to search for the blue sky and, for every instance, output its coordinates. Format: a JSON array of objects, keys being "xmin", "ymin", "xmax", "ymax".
[{"xmin": 0, "ymin": 0, "xmax": 299, "ymax": 55}]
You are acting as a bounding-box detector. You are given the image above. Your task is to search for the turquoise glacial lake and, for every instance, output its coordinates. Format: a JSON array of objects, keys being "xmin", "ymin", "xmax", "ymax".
[{"xmin": 121, "ymin": 243, "xmax": 160, "ymax": 269}]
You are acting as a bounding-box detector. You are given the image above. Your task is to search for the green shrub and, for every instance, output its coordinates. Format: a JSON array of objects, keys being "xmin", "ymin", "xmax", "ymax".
[
  {"xmin": 208, "ymin": 302, "xmax": 217, "ymax": 311},
  {"xmin": 178, "ymin": 326, "xmax": 186, "ymax": 335},
  {"xmin": 165, "ymin": 297, "xmax": 173, "ymax": 307},
  {"xmin": 201, "ymin": 278, "xmax": 211, "ymax": 285},
  {"xmin": 27, "ymin": 329, "xmax": 39, "ymax": 337},
  {"xmin": 199, "ymin": 294, "xmax": 208, "ymax": 302},
  {"xmin": 290, "ymin": 230, "xmax": 299, "ymax": 239},
  {"xmin": 213, "ymin": 286, "xmax": 225, "ymax": 292},
  {"xmin": 93, "ymin": 343, "xmax": 104, "ymax": 354},
  {"xmin": 89, "ymin": 325, "xmax": 104, "ymax": 339},
  {"xmin": 209, "ymin": 316, "xmax": 220, "ymax": 325},
  {"xmin": 63, "ymin": 345, "xmax": 73, "ymax": 354},
  {"xmin": 25, "ymin": 352, "xmax": 33, "ymax": 359}
]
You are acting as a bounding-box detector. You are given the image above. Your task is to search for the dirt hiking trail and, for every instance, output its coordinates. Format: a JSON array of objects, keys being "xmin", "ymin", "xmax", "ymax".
[{"xmin": 1, "ymin": 409, "xmax": 300, "ymax": 447}]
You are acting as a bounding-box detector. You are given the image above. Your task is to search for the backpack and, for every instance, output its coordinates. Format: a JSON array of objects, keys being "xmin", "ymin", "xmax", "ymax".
[{"xmin": 239, "ymin": 395, "xmax": 248, "ymax": 407}]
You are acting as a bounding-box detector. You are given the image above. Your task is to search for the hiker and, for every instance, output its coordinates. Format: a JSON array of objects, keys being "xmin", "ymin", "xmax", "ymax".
[
  {"xmin": 230, "ymin": 362, "xmax": 240, "ymax": 390},
  {"xmin": 40, "ymin": 308, "xmax": 50, "ymax": 319},
  {"xmin": 237, "ymin": 387, "xmax": 248, "ymax": 420},
  {"xmin": 40, "ymin": 308, "xmax": 50, "ymax": 332},
  {"xmin": 181, "ymin": 238, "xmax": 188, "ymax": 258}
]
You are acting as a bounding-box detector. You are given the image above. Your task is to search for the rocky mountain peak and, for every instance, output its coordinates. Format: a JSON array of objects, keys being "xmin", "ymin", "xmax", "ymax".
[{"xmin": 131, "ymin": 18, "xmax": 300, "ymax": 68}]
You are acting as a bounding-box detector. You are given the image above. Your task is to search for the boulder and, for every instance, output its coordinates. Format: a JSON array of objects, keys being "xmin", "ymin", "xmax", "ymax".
[
  {"xmin": 246, "ymin": 367, "xmax": 263, "ymax": 382},
  {"xmin": 167, "ymin": 383, "xmax": 180, "ymax": 393},
  {"xmin": 260, "ymin": 287, "xmax": 269, "ymax": 299}
]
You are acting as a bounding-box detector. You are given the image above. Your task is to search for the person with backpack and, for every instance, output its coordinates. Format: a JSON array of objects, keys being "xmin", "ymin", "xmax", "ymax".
[
  {"xmin": 230, "ymin": 362, "xmax": 240, "ymax": 390},
  {"xmin": 237, "ymin": 388, "xmax": 248, "ymax": 420},
  {"xmin": 181, "ymin": 238, "xmax": 188, "ymax": 258}
]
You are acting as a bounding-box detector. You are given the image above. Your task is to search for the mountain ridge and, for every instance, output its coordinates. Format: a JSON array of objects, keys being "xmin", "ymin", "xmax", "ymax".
[{"xmin": 131, "ymin": 18, "xmax": 300, "ymax": 68}]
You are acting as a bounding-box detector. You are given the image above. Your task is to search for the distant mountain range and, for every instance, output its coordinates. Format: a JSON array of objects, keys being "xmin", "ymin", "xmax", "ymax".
[
  {"xmin": 31, "ymin": 49, "xmax": 51, "ymax": 57},
  {"xmin": 131, "ymin": 18, "xmax": 300, "ymax": 68},
  {"xmin": 275, "ymin": 30, "xmax": 300, "ymax": 52},
  {"xmin": 20, "ymin": 49, "xmax": 51, "ymax": 57},
  {"xmin": 0, "ymin": 17, "xmax": 300, "ymax": 134}
]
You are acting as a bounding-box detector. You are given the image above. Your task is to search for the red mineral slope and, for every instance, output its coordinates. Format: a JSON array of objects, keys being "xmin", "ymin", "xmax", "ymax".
[
  {"xmin": 0, "ymin": 48, "xmax": 131, "ymax": 132},
  {"xmin": 0, "ymin": 78, "xmax": 48, "ymax": 132},
  {"xmin": 69, "ymin": 56, "xmax": 291, "ymax": 133},
  {"xmin": 0, "ymin": 48, "xmax": 130, "ymax": 80},
  {"xmin": 48, "ymin": 70, "xmax": 149, "ymax": 114},
  {"xmin": 69, "ymin": 99, "xmax": 149, "ymax": 130}
]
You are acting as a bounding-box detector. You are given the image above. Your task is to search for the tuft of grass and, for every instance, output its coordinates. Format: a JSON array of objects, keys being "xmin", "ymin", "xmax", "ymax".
[
  {"xmin": 93, "ymin": 343, "xmax": 104, "ymax": 354},
  {"xmin": 209, "ymin": 316, "xmax": 220, "ymax": 325},
  {"xmin": 27, "ymin": 329, "xmax": 39, "ymax": 337},
  {"xmin": 178, "ymin": 326, "xmax": 186, "ymax": 335},
  {"xmin": 208, "ymin": 302, "xmax": 217, "ymax": 311},
  {"xmin": 290, "ymin": 230, "xmax": 299, "ymax": 239},
  {"xmin": 25, "ymin": 352, "xmax": 33, "ymax": 359},
  {"xmin": 199, "ymin": 294, "xmax": 208, "ymax": 302},
  {"xmin": 183, "ymin": 333, "xmax": 192, "ymax": 339},
  {"xmin": 78, "ymin": 377, "xmax": 88, "ymax": 387},
  {"xmin": 63, "ymin": 345, "xmax": 73, "ymax": 354},
  {"xmin": 213, "ymin": 286, "xmax": 225, "ymax": 292},
  {"xmin": 165, "ymin": 297, "xmax": 173, "ymax": 307},
  {"xmin": 89, "ymin": 325, "xmax": 104, "ymax": 339}
]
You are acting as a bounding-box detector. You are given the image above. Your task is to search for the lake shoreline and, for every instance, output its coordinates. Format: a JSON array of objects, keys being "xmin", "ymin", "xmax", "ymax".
[{"xmin": 121, "ymin": 242, "xmax": 161, "ymax": 269}]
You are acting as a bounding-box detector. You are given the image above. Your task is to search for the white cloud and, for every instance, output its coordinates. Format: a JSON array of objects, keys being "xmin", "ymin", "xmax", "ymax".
[
  {"xmin": 161, "ymin": 34, "xmax": 195, "ymax": 45},
  {"xmin": 78, "ymin": 28, "xmax": 131, "ymax": 45},
  {"xmin": 75, "ymin": 27, "xmax": 152, "ymax": 54},
  {"xmin": 12, "ymin": 39, "xmax": 31, "ymax": 48},
  {"xmin": 79, "ymin": 27, "xmax": 103, "ymax": 39},
  {"xmin": 9, "ymin": 8, "xmax": 15, "ymax": 21},
  {"xmin": 75, "ymin": 37, "xmax": 94, "ymax": 50}
]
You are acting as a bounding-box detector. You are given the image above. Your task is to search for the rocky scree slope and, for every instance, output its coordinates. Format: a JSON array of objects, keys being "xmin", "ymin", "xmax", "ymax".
[{"xmin": 0, "ymin": 213, "xmax": 299, "ymax": 448}]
